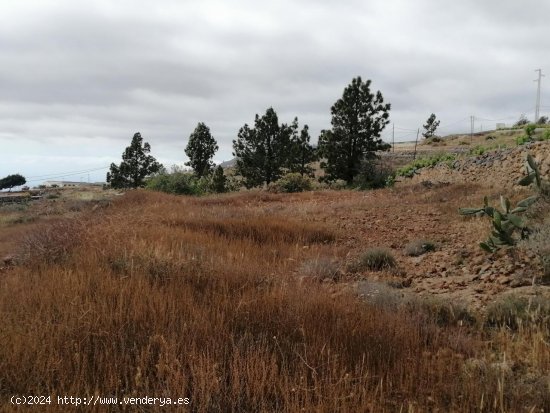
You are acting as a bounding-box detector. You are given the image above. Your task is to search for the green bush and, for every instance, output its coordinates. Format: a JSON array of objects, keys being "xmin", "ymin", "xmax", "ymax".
[
  {"xmin": 469, "ymin": 145, "xmax": 486, "ymax": 156},
  {"xmin": 268, "ymin": 173, "xmax": 312, "ymax": 193},
  {"xmin": 396, "ymin": 153, "xmax": 456, "ymax": 178},
  {"xmin": 516, "ymin": 135, "xmax": 531, "ymax": 146},
  {"xmin": 352, "ymin": 248, "xmax": 396, "ymax": 271},
  {"xmin": 146, "ymin": 170, "xmax": 203, "ymax": 195}
]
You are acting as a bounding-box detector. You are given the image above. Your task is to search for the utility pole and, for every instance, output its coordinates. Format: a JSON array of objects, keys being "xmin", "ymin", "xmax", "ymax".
[
  {"xmin": 534, "ymin": 69, "xmax": 545, "ymax": 123},
  {"xmin": 392, "ymin": 123, "xmax": 395, "ymax": 152},
  {"xmin": 470, "ymin": 116, "xmax": 475, "ymax": 142},
  {"xmin": 413, "ymin": 128, "xmax": 420, "ymax": 160}
]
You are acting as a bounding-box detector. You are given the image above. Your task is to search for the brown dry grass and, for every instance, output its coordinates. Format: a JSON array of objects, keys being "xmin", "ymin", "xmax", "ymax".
[{"xmin": 0, "ymin": 190, "xmax": 549, "ymax": 412}]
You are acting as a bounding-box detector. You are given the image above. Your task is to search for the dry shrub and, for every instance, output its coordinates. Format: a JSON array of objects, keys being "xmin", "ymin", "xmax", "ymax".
[
  {"xmin": 16, "ymin": 219, "xmax": 82, "ymax": 265},
  {"xmin": 351, "ymin": 248, "xmax": 397, "ymax": 271}
]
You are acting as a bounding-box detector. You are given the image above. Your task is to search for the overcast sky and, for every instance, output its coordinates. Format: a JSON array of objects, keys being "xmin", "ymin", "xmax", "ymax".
[{"xmin": 1, "ymin": 0, "xmax": 549, "ymax": 184}]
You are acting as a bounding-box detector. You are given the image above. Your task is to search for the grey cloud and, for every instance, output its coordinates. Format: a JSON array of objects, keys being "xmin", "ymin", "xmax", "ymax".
[{"xmin": 1, "ymin": 0, "xmax": 549, "ymax": 182}]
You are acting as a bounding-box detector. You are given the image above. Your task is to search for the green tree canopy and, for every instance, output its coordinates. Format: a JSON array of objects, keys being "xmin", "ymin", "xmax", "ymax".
[
  {"xmin": 232, "ymin": 107, "xmax": 293, "ymax": 188},
  {"xmin": 422, "ymin": 113, "xmax": 441, "ymax": 139},
  {"xmin": 0, "ymin": 174, "xmax": 26, "ymax": 191},
  {"xmin": 318, "ymin": 76, "xmax": 391, "ymax": 184},
  {"xmin": 107, "ymin": 132, "xmax": 162, "ymax": 189},
  {"xmin": 185, "ymin": 122, "xmax": 219, "ymax": 177}
]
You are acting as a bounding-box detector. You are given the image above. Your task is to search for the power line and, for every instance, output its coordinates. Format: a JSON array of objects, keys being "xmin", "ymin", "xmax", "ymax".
[
  {"xmin": 26, "ymin": 166, "xmax": 109, "ymax": 180},
  {"xmin": 25, "ymin": 166, "xmax": 109, "ymax": 183}
]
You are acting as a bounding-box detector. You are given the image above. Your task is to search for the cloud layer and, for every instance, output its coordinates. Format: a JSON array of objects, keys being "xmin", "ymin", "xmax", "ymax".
[{"xmin": 1, "ymin": 0, "xmax": 549, "ymax": 182}]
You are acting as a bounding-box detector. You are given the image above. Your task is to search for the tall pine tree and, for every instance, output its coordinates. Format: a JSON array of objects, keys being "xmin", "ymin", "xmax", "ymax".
[
  {"xmin": 318, "ymin": 77, "xmax": 390, "ymax": 184},
  {"xmin": 185, "ymin": 122, "xmax": 218, "ymax": 177},
  {"xmin": 232, "ymin": 108, "xmax": 293, "ymax": 188},
  {"xmin": 107, "ymin": 132, "xmax": 162, "ymax": 188}
]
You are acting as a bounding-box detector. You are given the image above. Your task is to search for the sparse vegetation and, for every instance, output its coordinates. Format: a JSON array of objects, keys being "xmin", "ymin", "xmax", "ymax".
[{"xmin": 1, "ymin": 182, "xmax": 550, "ymax": 411}]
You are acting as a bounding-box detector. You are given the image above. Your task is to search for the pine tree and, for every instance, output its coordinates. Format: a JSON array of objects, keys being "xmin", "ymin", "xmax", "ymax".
[
  {"xmin": 288, "ymin": 122, "xmax": 317, "ymax": 177},
  {"xmin": 210, "ymin": 165, "xmax": 228, "ymax": 193},
  {"xmin": 232, "ymin": 108, "xmax": 293, "ymax": 188},
  {"xmin": 107, "ymin": 132, "xmax": 162, "ymax": 189},
  {"xmin": 422, "ymin": 113, "xmax": 440, "ymax": 139},
  {"xmin": 318, "ymin": 76, "xmax": 391, "ymax": 184},
  {"xmin": 185, "ymin": 122, "xmax": 219, "ymax": 177}
]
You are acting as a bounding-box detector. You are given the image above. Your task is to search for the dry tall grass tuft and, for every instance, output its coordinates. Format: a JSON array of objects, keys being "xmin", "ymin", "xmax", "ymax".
[{"xmin": 0, "ymin": 190, "xmax": 548, "ymax": 411}]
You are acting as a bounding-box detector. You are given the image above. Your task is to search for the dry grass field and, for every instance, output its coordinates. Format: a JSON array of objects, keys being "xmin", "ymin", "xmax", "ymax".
[{"xmin": 1, "ymin": 184, "xmax": 549, "ymax": 412}]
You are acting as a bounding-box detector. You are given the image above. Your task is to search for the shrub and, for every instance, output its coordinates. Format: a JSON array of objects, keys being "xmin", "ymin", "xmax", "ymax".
[
  {"xmin": 469, "ymin": 145, "xmax": 486, "ymax": 156},
  {"xmin": 353, "ymin": 158, "xmax": 395, "ymax": 190},
  {"xmin": 404, "ymin": 239, "xmax": 436, "ymax": 256},
  {"xmin": 268, "ymin": 173, "xmax": 312, "ymax": 193},
  {"xmin": 352, "ymin": 248, "xmax": 396, "ymax": 271},
  {"xmin": 328, "ymin": 179, "xmax": 348, "ymax": 190},
  {"xmin": 540, "ymin": 129, "xmax": 550, "ymax": 141},
  {"xmin": 516, "ymin": 135, "xmax": 530, "ymax": 146},
  {"xmin": 424, "ymin": 136, "xmax": 442, "ymax": 144},
  {"xmin": 146, "ymin": 170, "xmax": 203, "ymax": 195},
  {"xmin": 17, "ymin": 219, "xmax": 82, "ymax": 265}
]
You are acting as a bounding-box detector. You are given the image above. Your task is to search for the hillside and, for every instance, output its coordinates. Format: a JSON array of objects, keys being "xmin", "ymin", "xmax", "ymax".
[{"xmin": 1, "ymin": 139, "xmax": 549, "ymax": 411}]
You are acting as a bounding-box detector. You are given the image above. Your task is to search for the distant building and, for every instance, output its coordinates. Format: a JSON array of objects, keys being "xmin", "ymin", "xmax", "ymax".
[
  {"xmin": 43, "ymin": 181, "xmax": 104, "ymax": 187},
  {"xmin": 496, "ymin": 123, "xmax": 506, "ymax": 129}
]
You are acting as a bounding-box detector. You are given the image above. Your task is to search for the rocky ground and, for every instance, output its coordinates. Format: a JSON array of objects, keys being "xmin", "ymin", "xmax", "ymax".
[{"xmin": 272, "ymin": 184, "xmax": 548, "ymax": 312}]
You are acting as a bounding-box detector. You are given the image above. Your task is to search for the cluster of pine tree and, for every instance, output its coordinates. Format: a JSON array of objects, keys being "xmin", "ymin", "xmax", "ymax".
[{"xmin": 107, "ymin": 76, "xmax": 392, "ymax": 191}]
